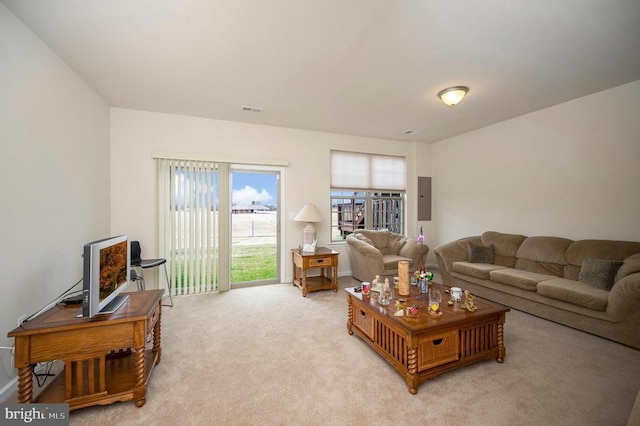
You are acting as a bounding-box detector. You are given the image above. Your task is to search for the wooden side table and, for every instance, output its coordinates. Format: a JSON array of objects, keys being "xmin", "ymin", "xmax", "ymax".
[{"xmin": 291, "ymin": 247, "xmax": 339, "ymax": 296}]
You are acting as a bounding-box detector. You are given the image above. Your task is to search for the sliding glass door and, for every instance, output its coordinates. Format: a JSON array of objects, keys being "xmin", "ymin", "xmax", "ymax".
[
  {"xmin": 157, "ymin": 159, "xmax": 281, "ymax": 295},
  {"xmin": 230, "ymin": 168, "xmax": 280, "ymax": 287}
]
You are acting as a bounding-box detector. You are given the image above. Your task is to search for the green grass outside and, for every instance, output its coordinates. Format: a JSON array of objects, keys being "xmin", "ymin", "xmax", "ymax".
[
  {"xmin": 231, "ymin": 243, "xmax": 277, "ymax": 283},
  {"xmin": 170, "ymin": 243, "xmax": 277, "ymax": 290}
]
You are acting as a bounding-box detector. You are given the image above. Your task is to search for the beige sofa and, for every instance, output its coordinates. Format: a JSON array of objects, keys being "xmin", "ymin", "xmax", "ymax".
[
  {"xmin": 434, "ymin": 231, "xmax": 640, "ymax": 349},
  {"xmin": 346, "ymin": 229, "xmax": 429, "ymax": 283}
]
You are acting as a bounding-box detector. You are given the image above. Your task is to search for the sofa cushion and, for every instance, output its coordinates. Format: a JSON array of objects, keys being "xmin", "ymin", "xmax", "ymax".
[
  {"xmin": 389, "ymin": 236, "xmax": 408, "ymax": 253},
  {"xmin": 480, "ymin": 231, "xmax": 526, "ymax": 267},
  {"xmin": 353, "ymin": 233, "xmax": 374, "ymax": 246},
  {"xmin": 452, "ymin": 261, "xmax": 506, "ymax": 280},
  {"xmin": 537, "ymin": 278, "xmax": 609, "ymax": 311},
  {"xmin": 566, "ymin": 240, "xmax": 640, "ymax": 266},
  {"xmin": 383, "ymin": 254, "xmax": 413, "ymax": 270},
  {"xmin": 468, "ymin": 242, "xmax": 494, "ymax": 263},
  {"xmin": 563, "ymin": 264, "xmax": 582, "ymax": 281},
  {"xmin": 489, "ymin": 268, "xmax": 555, "ymax": 291},
  {"xmin": 578, "ymin": 258, "xmax": 623, "ymax": 291},
  {"xmin": 514, "ymin": 236, "xmax": 573, "ymax": 276},
  {"xmin": 564, "ymin": 240, "xmax": 640, "ymax": 280},
  {"xmin": 515, "ymin": 259, "xmax": 565, "ymax": 277},
  {"xmin": 356, "ymin": 229, "xmax": 391, "ymax": 250},
  {"xmin": 516, "ymin": 236, "xmax": 573, "ymax": 264}
]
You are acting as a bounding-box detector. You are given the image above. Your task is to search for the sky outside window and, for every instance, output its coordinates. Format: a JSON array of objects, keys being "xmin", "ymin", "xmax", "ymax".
[{"xmin": 232, "ymin": 173, "xmax": 277, "ymax": 208}]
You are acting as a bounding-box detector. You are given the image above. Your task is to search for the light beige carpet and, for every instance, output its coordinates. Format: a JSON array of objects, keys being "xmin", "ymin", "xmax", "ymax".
[{"xmin": 60, "ymin": 279, "xmax": 640, "ymax": 425}]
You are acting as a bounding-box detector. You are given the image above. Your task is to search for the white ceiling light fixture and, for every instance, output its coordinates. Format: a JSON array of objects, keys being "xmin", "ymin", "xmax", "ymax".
[{"xmin": 437, "ymin": 86, "xmax": 469, "ymax": 107}]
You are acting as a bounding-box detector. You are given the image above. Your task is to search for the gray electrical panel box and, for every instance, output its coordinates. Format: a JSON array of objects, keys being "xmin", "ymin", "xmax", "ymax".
[{"xmin": 418, "ymin": 176, "xmax": 432, "ymax": 221}]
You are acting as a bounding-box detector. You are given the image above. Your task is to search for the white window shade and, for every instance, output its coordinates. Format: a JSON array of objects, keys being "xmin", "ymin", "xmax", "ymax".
[{"xmin": 331, "ymin": 150, "xmax": 406, "ymax": 191}]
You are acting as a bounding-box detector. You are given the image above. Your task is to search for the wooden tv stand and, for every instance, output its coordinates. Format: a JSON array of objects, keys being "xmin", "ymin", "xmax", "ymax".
[{"xmin": 7, "ymin": 289, "xmax": 163, "ymax": 411}]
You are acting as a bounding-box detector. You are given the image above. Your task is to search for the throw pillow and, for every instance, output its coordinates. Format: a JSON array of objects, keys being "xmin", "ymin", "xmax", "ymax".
[
  {"xmin": 468, "ymin": 242, "xmax": 495, "ymax": 264},
  {"xmin": 579, "ymin": 258, "xmax": 623, "ymax": 291}
]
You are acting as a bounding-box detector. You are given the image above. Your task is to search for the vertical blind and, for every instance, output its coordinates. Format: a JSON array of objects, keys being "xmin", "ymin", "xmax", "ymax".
[
  {"xmin": 157, "ymin": 158, "xmax": 219, "ymax": 295},
  {"xmin": 330, "ymin": 150, "xmax": 406, "ymax": 191}
]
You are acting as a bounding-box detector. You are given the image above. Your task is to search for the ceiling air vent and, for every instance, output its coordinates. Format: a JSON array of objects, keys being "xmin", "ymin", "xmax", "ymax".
[{"xmin": 241, "ymin": 105, "xmax": 263, "ymax": 113}]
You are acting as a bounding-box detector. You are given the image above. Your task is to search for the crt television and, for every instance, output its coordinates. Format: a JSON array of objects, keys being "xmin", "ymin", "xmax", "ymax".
[{"xmin": 80, "ymin": 235, "xmax": 131, "ymax": 318}]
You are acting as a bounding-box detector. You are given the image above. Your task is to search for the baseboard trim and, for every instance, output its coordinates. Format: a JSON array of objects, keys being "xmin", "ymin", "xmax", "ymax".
[{"xmin": 0, "ymin": 376, "xmax": 17, "ymax": 403}]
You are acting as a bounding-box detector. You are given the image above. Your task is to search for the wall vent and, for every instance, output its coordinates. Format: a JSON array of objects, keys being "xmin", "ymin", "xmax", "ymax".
[{"xmin": 241, "ymin": 105, "xmax": 263, "ymax": 113}]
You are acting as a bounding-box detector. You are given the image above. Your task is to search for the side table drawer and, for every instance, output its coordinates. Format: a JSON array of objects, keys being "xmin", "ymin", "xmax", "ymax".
[
  {"xmin": 353, "ymin": 307, "xmax": 374, "ymax": 341},
  {"xmin": 309, "ymin": 257, "xmax": 332, "ymax": 268}
]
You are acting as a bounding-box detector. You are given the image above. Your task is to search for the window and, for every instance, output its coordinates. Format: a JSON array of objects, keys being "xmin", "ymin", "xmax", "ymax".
[
  {"xmin": 331, "ymin": 191, "xmax": 404, "ymax": 241},
  {"xmin": 330, "ymin": 151, "xmax": 406, "ymax": 241}
]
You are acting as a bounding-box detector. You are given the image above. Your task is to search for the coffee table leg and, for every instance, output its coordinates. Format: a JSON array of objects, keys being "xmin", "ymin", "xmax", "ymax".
[
  {"xmin": 346, "ymin": 297, "xmax": 354, "ymax": 335},
  {"xmin": 153, "ymin": 308, "xmax": 162, "ymax": 365},
  {"xmin": 496, "ymin": 319, "xmax": 506, "ymax": 363},
  {"xmin": 406, "ymin": 346, "xmax": 418, "ymax": 394}
]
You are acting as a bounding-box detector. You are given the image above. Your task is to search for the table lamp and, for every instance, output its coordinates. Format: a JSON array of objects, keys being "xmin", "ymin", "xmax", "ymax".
[{"xmin": 294, "ymin": 204, "xmax": 323, "ymax": 246}]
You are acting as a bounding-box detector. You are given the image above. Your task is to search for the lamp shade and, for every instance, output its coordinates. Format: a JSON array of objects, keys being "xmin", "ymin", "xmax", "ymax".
[
  {"xmin": 437, "ymin": 86, "xmax": 469, "ymax": 106},
  {"xmin": 294, "ymin": 204, "xmax": 323, "ymax": 247},
  {"xmin": 294, "ymin": 204, "xmax": 323, "ymax": 223}
]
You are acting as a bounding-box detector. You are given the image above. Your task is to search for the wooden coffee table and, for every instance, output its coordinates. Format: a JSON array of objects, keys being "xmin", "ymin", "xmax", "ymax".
[{"xmin": 346, "ymin": 283, "xmax": 508, "ymax": 394}]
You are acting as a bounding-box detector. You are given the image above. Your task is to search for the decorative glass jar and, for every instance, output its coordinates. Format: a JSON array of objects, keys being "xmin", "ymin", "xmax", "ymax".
[{"xmin": 378, "ymin": 282, "xmax": 391, "ymax": 306}]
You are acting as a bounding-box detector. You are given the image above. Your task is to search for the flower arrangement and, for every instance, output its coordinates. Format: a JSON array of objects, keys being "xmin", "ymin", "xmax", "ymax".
[{"xmin": 413, "ymin": 265, "xmax": 433, "ymax": 281}]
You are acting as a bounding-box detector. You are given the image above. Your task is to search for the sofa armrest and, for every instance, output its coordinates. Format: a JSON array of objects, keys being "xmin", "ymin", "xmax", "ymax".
[
  {"xmin": 347, "ymin": 237, "xmax": 383, "ymax": 260},
  {"xmin": 398, "ymin": 239, "xmax": 429, "ymax": 267},
  {"xmin": 616, "ymin": 253, "xmax": 640, "ymax": 281},
  {"xmin": 434, "ymin": 236, "xmax": 481, "ymax": 273},
  {"xmin": 607, "ymin": 272, "xmax": 640, "ymax": 321},
  {"xmin": 346, "ymin": 235, "xmax": 385, "ymax": 281}
]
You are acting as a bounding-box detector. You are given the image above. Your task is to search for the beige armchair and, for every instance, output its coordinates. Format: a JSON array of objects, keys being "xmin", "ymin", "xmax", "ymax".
[{"xmin": 346, "ymin": 229, "xmax": 429, "ymax": 282}]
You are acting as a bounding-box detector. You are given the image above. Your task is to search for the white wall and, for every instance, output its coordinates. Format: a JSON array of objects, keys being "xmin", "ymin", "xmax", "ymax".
[
  {"xmin": 0, "ymin": 4, "xmax": 110, "ymax": 390},
  {"xmin": 415, "ymin": 142, "xmax": 435, "ymax": 265},
  {"xmin": 110, "ymin": 108, "xmax": 419, "ymax": 283},
  {"xmin": 431, "ymin": 80, "xmax": 640, "ymax": 245}
]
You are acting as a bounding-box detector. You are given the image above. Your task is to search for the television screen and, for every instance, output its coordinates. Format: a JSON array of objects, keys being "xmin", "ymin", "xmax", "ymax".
[
  {"xmin": 99, "ymin": 240, "xmax": 128, "ymax": 300},
  {"xmin": 81, "ymin": 235, "xmax": 131, "ymax": 317}
]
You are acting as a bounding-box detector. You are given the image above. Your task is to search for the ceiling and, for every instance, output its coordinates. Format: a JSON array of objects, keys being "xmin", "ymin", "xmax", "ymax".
[{"xmin": 3, "ymin": 0, "xmax": 640, "ymax": 143}]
